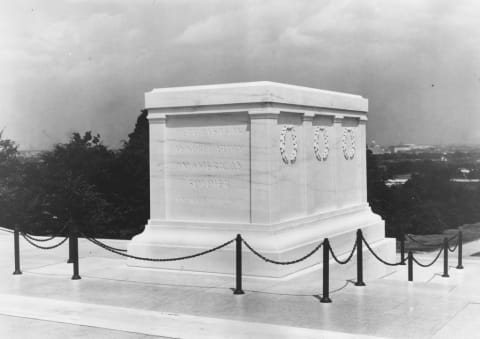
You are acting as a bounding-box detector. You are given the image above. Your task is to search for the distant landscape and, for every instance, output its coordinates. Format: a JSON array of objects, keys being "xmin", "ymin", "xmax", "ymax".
[
  {"xmin": 1, "ymin": 111, "xmax": 480, "ymax": 240},
  {"xmin": 367, "ymin": 144, "xmax": 480, "ymax": 238}
]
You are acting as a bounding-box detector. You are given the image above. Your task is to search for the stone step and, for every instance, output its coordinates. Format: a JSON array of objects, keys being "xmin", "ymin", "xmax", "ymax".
[{"xmin": 0, "ymin": 293, "xmax": 382, "ymax": 339}]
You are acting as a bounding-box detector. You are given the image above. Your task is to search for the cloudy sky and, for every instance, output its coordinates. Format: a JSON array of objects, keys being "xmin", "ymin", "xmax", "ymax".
[{"xmin": 1, "ymin": 0, "xmax": 479, "ymax": 150}]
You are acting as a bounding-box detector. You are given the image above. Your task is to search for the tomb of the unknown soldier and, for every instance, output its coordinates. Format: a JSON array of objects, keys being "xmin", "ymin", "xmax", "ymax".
[{"xmin": 127, "ymin": 81, "xmax": 396, "ymax": 277}]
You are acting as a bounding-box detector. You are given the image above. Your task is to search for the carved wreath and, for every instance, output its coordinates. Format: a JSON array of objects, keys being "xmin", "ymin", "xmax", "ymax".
[
  {"xmin": 279, "ymin": 125, "xmax": 297, "ymax": 164},
  {"xmin": 313, "ymin": 126, "xmax": 329, "ymax": 161},
  {"xmin": 342, "ymin": 128, "xmax": 356, "ymax": 160}
]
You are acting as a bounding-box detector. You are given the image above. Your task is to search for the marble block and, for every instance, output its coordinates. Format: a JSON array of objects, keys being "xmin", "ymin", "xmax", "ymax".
[{"xmin": 127, "ymin": 81, "xmax": 394, "ymax": 278}]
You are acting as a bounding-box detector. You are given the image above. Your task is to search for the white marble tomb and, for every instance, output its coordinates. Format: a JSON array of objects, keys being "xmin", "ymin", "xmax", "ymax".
[{"xmin": 127, "ymin": 81, "xmax": 395, "ymax": 277}]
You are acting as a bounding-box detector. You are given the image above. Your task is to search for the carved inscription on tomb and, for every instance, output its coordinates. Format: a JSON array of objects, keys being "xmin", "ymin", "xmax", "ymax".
[
  {"xmin": 180, "ymin": 126, "xmax": 245, "ymax": 137},
  {"xmin": 165, "ymin": 114, "xmax": 250, "ymax": 222},
  {"xmin": 179, "ymin": 160, "xmax": 242, "ymax": 171},
  {"xmin": 175, "ymin": 144, "xmax": 244, "ymax": 153},
  {"xmin": 185, "ymin": 177, "xmax": 229, "ymax": 189}
]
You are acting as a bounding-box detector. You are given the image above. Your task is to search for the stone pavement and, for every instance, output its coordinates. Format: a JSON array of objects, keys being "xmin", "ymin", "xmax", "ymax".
[{"xmin": 0, "ymin": 231, "xmax": 479, "ymax": 338}]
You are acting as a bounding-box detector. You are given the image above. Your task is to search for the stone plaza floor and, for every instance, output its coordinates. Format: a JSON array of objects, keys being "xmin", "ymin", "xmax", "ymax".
[{"xmin": 1, "ymin": 232, "xmax": 479, "ymax": 338}]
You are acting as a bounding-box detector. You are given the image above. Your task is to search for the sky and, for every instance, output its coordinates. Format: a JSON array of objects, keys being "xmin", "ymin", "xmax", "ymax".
[{"xmin": 1, "ymin": 0, "xmax": 479, "ymax": 150}]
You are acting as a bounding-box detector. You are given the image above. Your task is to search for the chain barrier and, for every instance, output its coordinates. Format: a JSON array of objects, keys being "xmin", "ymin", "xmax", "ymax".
[
  {"xmin": 9, "ymin": 223, "xmax": 463, "ymax": 296},
  {"xmin": 21, "ymin": 233, "xmax": 68, "ymax": 250},
  {"xmin": 23, "ymin": 233, "xmax": 56, "ymax": 242},
  {"xmin": 412, "ymin": 247, "xmax": 444, "ymax": 268},
  {"xmin": 242, "ymin": 238, "xmax": 323, "ymax": 265},
  {"xmin": 361, "ymin": 235, "xmax": 403, "ymax": 266},
  {"xmin": 85, "ymin": 235, "xmax": 235, "ymax": 262},
  {"xmin": 22, "ymin": 225, "xmax": 69, "ymax": 242},
  {"xmin": 329, "ymin": 241, "xmax": 357, "ymax": 265},
  {"xmin": 405, "ymin": 234, "xmax": 441, "ymax": 247},
  {"xmin": 448, "ymin": 241, "xmax": 459, "ymax": 252},
  {"xmin": 406, "ymin": 233, "xmax": 457, "ymax": 247},
  {"xmin": 82, "ymin": 237, "xmax": 127, "ymax": 252}
]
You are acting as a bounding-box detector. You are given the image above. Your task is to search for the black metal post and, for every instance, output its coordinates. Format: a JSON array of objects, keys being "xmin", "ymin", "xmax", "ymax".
[
  {"xmin": 233, "ymin": 234, "xmax": 244, "ymax": 295},
  {"xmin": 320, "ymin": 238, "xmax": 332, "ymax": 303},
  {"xmin": 408, "ymin": 251, "xmax": 413, "ymax": 282},
  {"xmin": 457, "ymin": 230, "xmax": 463, "ymax": 269},
  {"xmin": 13, "ymin": 226, "xmax": 22, "ymax": 275},
  {"xmin": 71, "ymin": 225, "xmax": 81, "ymax": 280},
  {"xmin": 442, "ymin": 237, "xmax": 449, "ymax": 278},
  {"xmin": 67, "ymin": 224, "xmax": 74, "ymax": 263},
  {"xmin": 355, "ymin": 229, "xmax": 365, "ymax": 286},
  {"xmin": 400, "ymin": 226, "xmax": 406, "ymax": 265}
]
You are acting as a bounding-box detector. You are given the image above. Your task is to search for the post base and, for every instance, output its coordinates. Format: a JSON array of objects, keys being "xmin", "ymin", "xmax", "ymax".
[
  {"xmin": 233, "ymin": 289, "xmax": 245, "ymax": 295},
  {"xmin": 442, "ymin": 274, "xmax": 449, "ymax": 278},
  {"xmin": 354, "ymin": 281, "xmax": 366, "ymax": 286},
  {"xmin": 456, "ymin": 265, "xmax": 464, "ymax": 270},
  {"xmin": 320, "ymin": 296, "xmax": 332, "ymax": 303},
  {"xmin": 13, "ymin": 270, "xmax": 22, "ymax": 275},
  {"xmin": 71, "ymin": 275, "xmax": 81, "ymax": 280}
]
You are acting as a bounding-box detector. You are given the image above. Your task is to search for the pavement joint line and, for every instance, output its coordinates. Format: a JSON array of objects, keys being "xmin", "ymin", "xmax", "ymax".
[
  {"xmin": 448, "ymin": 285, "xmax": 459, "ymax": 294},
  {"xmin": 247, "ymin": 289, "xmax": 319, "ymax": 298},
  {"xmin": 378, "ymin": 269, "xmax": 397, "ymax": 279},
  {"xmin": 329, "ymin": 280, "xmax": 352, "ymax": 294},
  {"xmin": 25, "ymin": 270, "xmax": 232, "ymax": 290},
  {"xmin": 25, "ymin": 260, "xmax": 71, "ymax": 271},
  {"xmin": 426, "ymin": 273, "xmax": 440, "ymax": 283},
  {"xmin": 431, "ymin": 301, "xmax": 470, "ymax": 338},
  {"xmin": 0, "ymin": 312, "xmax": 174, "ymax": 339},
  {"xmin": 22, "ymin": 271, "xmax": 71, "ymax": 280}
]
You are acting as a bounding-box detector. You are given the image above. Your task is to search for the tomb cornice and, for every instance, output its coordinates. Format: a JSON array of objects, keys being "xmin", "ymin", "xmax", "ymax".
[
  {"xmin": 145, "ymin": 103, "xmax": 367, "ymax": 120},
  {"xmin": 147, "ymin": 112, "xmax": 166, "ymax": 122},
  {"xmin": 248, "ymin": 106, "xmax": 281, "ymax": 119},
  {"xmin": 145, "ymin": 81, "xmax": 368, "ymax": 112}
]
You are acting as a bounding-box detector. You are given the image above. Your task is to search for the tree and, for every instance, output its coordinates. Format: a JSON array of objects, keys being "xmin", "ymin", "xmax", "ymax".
[
  {"xmin": 30, "ymin": 132, "xmax": 116, "ymax": 236},
  {"xmin": 110, "ymin": 110, "xmax": 149, "ymax": 237},
  {"xmin": 0, "ymin": 132, "xmax": 22, "ymax": 231}
]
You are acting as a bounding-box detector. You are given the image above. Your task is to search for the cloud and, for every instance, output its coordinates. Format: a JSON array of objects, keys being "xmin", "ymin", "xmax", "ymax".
[{"xmin": 176, "ymin": 15, "xmax": 231, "ymax": 44}]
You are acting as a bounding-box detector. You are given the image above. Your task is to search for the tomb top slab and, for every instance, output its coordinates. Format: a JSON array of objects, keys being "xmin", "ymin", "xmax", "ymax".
[{"xmin": 145, "ymin": 81, "xmax": 368, "ymax": 112}]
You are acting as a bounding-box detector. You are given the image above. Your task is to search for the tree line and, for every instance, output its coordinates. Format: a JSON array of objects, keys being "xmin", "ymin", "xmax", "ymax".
[{"xmin": 0, "ymin": 111, "xmax": 149, "ymax": 238}]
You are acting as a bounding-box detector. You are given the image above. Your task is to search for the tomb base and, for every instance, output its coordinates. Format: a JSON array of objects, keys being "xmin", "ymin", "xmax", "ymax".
[{"xmin": 127, "ymin": 204, "xmax": 395, "ymax": 279}]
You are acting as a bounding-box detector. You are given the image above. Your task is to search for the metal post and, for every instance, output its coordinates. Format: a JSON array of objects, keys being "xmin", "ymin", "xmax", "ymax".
[
  {"xmin": 13, "ymin": 226, "xmax": 22, "ymax": 275},
  {"xmin": 67, "ymin": 224, "xmax": 74, "ymax": 263},
  {"xmin": 400, "ymin": 227, "xmax": 406, "ymax": 265},
  {"xmin": 320, "ymin": 238, "xmax": 332, "ymax": 303},
  {"xmin": 442, "ymin": 237, "xmax": 449, "ymax": 278},
  {"xmin": 408, "ymin": 251, "xmax": 413, "ymax": 282},
  {"xmin": 355, "ymin": 229, "xmax": 365, "ymax": 286},
  {"xmin": 233, "ymin": 234, "xmax": 244, "ymax": 295},
  {"xmin": 457, "ymin": 230, "xmax": 463, "ymax": 269},
  {"xmin": 71, "ymin": 225, "xmax": 81, "ymax": 280}
]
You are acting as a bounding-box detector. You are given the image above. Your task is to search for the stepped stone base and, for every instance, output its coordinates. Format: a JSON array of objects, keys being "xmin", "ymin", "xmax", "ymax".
[{"xmin": 127, "ymin": 205, "xmax": 396, "ymax": 279}]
